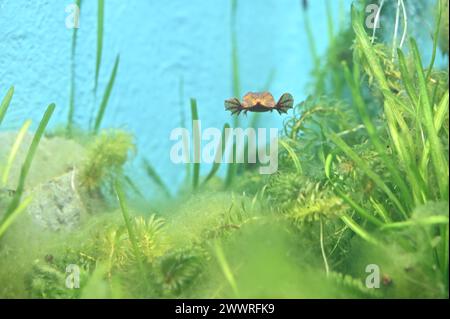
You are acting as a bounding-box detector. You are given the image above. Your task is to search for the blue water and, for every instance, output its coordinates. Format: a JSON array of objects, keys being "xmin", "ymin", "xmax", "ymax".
[{"xmin": 0, "ymin": 0, "xmax": 352, "ymax": 192}]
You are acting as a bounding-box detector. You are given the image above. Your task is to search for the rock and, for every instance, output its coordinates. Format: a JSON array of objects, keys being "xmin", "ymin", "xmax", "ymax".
[
  {"xmin": 26, "ymin": 170, "xmax": 86, "ymax": 231},
  {"xmin": 0, "ymin": 132, "xmax": 88, "ymax": 231}
]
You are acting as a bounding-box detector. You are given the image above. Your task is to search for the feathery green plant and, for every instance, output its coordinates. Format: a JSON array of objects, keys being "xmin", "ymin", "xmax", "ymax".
[{"xmin": 80, "ymin": 129, "xmax": 134, "ymax": 192}]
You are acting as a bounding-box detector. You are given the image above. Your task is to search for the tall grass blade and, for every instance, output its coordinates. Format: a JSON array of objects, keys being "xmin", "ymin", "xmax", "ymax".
[
  {"xmin": 334, "ymin": 186, "xmax": 384, "ymax": 226},
  {"xmin": 342, "ymin": 62, "xmax": 414, "ymax": 208},
  {"xmin": 397, "ymin": 49, "xmax": 418, "ymax": 104},
  {"xmin": 95, "ymin": 0, "xmax": 104, "ymax": 93},
  {"xmin": 214, "ymin": 240, "xmax": 239, "ymax": 297},
  {"xmin": 203, "ymin": 123, "xmax": 230, "ymax": 185},
  {"xmin": 380, "ymin": 216, "xmax": 449, "ymax": 230},
  {"xmin": 114, "ymin": 180, "xmax": 147, "ymax": 283},
  {"xmin": 2, "ymin": 120, "xmax": 32, "ymax": 185},
  {"xmin": 325, "ymin": 0, "xmax": 334, "ymax": 42},
  {"xmin": 0, "ymin": 86, "xmax": 14, "ymax": 126},
  {"xmin": 0, "ymin": 196, "xmax": 32, "ymax": 239},
  {"xmin": 225, "ymin": 0, "xmax": 241, "ymax": 186},
  {"xmin": 67, "ymin": 0, "xmax": 82, "ymax": 135},
  {"xmin": 124, "ymin": 175, "xmax": 143, "ymax": 198},
  {"xmin": 2, "ymin": 103, "xmax": 55, "ymax": 222},
  {"xmin": 426, "ymin": 0, "xmax": 442, "ymax": 81},
  {"xmin": 434, "ymin": 91, "xmax": 449, "ymax": 133},
  {"xmin": 410, "ymin": 39, "xmax": 448, "ymax": 199},
  {"xmin": 94, "ymin": 55, "xmax": 120, "ymax": 134},
  {"xmin": 328, "ymin": 132, "xmax": 408, "ymax": 219},
  {"xmin": 279, "ymin": 139, "xmax": 302, "ymax": 174},
  {"xmin": 143, "ymin": 159, "xmax": 171, "ymax": 198},
  {"xmin": 190, "ymin": 98, "xmax": 200, "ymax": 190},
  {"xmin": 341, "ymin": 214, "xmax": 380, "ymax": 246}
]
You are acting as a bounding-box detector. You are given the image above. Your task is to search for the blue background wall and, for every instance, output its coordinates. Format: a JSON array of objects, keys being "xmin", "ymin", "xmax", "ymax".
[{"xmin": 0, "ymin": 0, "xmax": 352, "ymax": 192}]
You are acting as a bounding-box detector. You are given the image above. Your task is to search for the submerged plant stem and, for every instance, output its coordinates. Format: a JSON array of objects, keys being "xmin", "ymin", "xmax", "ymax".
[{"xmin": 114, "ymin": 180, "xmax": 147, "ymax": 285}]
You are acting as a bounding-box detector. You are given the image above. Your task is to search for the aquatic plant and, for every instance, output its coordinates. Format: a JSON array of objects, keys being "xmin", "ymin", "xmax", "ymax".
[
  {"xmin": 1, "ymin": 0, "xmax": 448, "ymax": 300},
  {"xmin": 67, "ymin": 0, "xmax": 82, "ymax": 135},
  {"xmin": 80, "ymin": 130, "xmax": 135, "ymax": 192},
  {"xmin": 257, "ymin": 1, "xmax": 449, "ymax": 296},
  {"xmin": 93, "ymin": 55, "xmax": 120, "ymax": 135},
  {"xmin": 439, "ymin": 0, "xmax": 449, "ymax": 54},
  {"xmin": 65, "ymin": 0, "xmax": 120, "ymax": 135},
  {"xmin": 325, "ymin": 4, "xmax": 448, "ymax": 293},
  {"xmin": 0, "ymin": 86, "xmax": 14, "ymax": 126},
  {"xmin": 95, "ymin": 0, "xmax": 105, "ymax": 94},
  {"xmin": 0, "ymin": 87, "xmax": 56, "ymax": 239}
]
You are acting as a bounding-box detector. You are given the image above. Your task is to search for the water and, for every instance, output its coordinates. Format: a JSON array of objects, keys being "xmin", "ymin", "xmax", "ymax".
[{"xmin": 0, "ymin": 0, "xmax": 448, "ymax": 300}]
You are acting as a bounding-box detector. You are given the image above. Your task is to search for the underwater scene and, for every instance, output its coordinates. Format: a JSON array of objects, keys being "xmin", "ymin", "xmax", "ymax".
[{"xmin": 0, "ymin": 0, "xmax": 448, "ymax": 300}]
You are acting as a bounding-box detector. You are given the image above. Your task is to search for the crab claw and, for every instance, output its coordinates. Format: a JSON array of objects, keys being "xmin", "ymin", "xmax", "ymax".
[
  {"xmin": 225, "ymin": 98, "xmax": 243, "ymax": 115},
  {"xmin": 275, "ymin": 93, "xmax": 294, "ymax": 114}
]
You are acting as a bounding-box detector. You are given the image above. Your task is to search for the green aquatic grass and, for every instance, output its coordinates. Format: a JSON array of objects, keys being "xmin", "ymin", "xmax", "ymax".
[
  {"xmin": 203, "ymin": 123, "xmax": 230, "ymax": 185},
  {"xmin": 95, "ymin": 0, "xmax": 104, "ymax": 94},
  {"xmin": 213, "ymin": 241, "xmax": 239, "ymax": 297},
  {"xmin": 410, "ymin": 39, "xmax": 448, "ymax": 199},
  {"xmin": 279, "ymin": 139, "xmax": 302, "ymax": 174},
  {"xmin": 114, "ymin": 180, "xmax": 147, "ymax": 284},
  {"xmin": 225, "ymin": 0, "xmax": 240, "ymax": 188},
  {"xmin": 67, "ymin": 0, "xmax": 82, "ymax": 135},
  {"xmin": 0, "ymin": 86, "xmax": 14, "ymax": 126},
  {"xmin": 93, "ymin": 55, "xmax": 120, "ymax": 134},
  {"xmin": 317, "ymin": 4, "xmax": 449, "ymax": 289},
  {"xmin": 0, "ymin": 89, "xmax": 34, "ymax": 240},
  {"xmin": 303, "ymin": 4, "xmax": 319, "ymax": 67},
  {"xmin": 2, "ymin": 120, "xmax": 32, "ymax": 185},
  {"xmin": 143, "ymin": 159, "xmax": 171, "ymax": 198},
  {"xmin": 178, "ymin": 77, "xmax": 191, "ymax": 182},
  {"xmin": 426, "ymin": 0, "xmax": 442, "ymax": 81},
  {"xmin": 327, "ymin": 5, "xmax": 448, "ymax": 222},
  {"xmin": 190, "ymin": 98, "xmax": 200, "ymax": 190},
  {"xmin": 0, "ymin": 196, "xmax": 32, "ymax": 239},
  {"xmin": 2, "ymin": 103, "xmax": 55, "ymax": 223}
]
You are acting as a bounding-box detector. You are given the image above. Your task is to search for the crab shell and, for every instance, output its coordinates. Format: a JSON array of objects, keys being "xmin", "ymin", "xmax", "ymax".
[{"xmin": 241, "ymin": 92, "xmax": 277, "ymax": 111}]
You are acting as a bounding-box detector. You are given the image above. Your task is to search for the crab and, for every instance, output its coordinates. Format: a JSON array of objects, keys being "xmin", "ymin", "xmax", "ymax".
[{"xmin": 225, "ymin": 92, "xmax": 294, "ymax": 116}]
